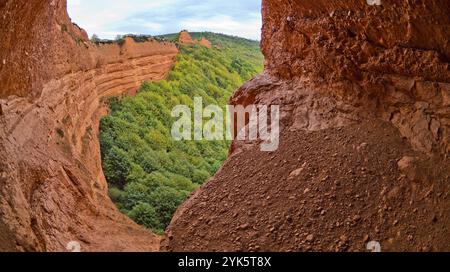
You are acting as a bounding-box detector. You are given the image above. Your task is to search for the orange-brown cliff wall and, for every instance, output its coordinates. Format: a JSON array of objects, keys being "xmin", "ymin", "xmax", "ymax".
[
  {"xmin": 163, "ymin": 0, "xmax": 449, "ymax": 252},
  {"xmin": 0, "ymin": 0, "xmax": 178, "ymax": 251}
]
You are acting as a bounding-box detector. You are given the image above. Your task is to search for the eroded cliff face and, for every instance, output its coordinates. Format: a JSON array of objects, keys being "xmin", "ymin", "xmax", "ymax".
[
  {"xmin": 178, "ymin": 31, "xmax": 213, "ymax": 48},
  {"xmin": 258, "ymin": 0, "xmax": 450, "ymax": 154},
  {"xmin": 0, "ymin": 0, "xmax": 178, "ymax": 251},
  {"xmin": 164, "ymin": 0, "xmax": 449, "ymax": 252}
]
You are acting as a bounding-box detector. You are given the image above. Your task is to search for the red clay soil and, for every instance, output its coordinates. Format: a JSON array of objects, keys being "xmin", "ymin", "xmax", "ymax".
[{"xmin": 163, "ymin": 119, "xmax": 449, "ymax": 252}]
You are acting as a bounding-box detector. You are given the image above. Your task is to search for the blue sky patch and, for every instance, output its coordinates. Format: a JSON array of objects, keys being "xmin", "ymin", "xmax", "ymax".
[{"xmin": 68, "ymin": 0, "xmax": 262, "ymax": 40}]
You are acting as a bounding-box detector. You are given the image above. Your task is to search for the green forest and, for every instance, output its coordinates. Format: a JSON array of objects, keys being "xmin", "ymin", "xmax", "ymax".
[{"xmin": 100, "ymin": 32, "xmax": 263, "ymax": 234}]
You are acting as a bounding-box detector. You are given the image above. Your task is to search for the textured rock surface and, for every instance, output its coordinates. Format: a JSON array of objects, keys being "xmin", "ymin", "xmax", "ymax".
[
  {"xmin": 259, "ymin": 0, "xmax": 450, "ymax": 154},
  {"xmin": 164, "ymin": 0, "xmax": 450, "ymax": 252},
  {"xmin": 0, "ymin": 0, "xmax": 178, "ymax": 251},
  {"xmin": 164, "ymin": 120, "xmax": 449, "ymax": 252}
]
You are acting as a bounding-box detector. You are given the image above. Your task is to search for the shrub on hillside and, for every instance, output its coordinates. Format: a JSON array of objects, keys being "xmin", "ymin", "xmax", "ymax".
[{"xmin": 128, "ymin": 203, "xmax": 163, "ymax": 232}]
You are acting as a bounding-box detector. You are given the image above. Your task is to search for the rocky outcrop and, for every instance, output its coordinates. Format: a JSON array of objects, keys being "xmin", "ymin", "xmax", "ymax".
[
  {"xmin": 164, "ymin": 0, "xmax": 449, "ymax": 252},
  {"xmin": 0, "ymin": 0, "xmax": 178, "ymax": 251},
  {"xmin": 259, "ymin": 0, "xmax": 450, "ymax": 154},
  {"xmin": 178, "ymin": 31, "xmax": 195, "ymax": 45},
  {"xmin": 252, "ymin": 0, "xmax": 450, "ymax": 154},
  {"xmin": 198, "ymin": 37, "xmax": 213, "ymax": 48},
  {"xmin": 178, "ymin": 31, "xmax": 212, "ymax": 48}
]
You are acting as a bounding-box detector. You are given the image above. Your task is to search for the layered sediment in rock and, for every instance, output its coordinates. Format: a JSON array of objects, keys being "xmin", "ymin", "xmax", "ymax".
[
  {"xmin": 164, "ymin": 0, "xmax": 449, "ymax": 252},
  {"xmin": 0, "ymin": 0, "xmax": 178, "ymax": 251}
]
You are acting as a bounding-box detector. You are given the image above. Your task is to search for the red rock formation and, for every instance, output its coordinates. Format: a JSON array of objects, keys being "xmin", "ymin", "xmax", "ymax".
[
  {"xmin": 198, "ymin": 37, "xmax": 213, "ymax": 49},
  {"xmin": 164, "ymin": 0, "xmax": 450, "ymax": 252},
  {"xmin": 178, "ymin": 31, "xmax": 212, "ymax": 48},
  {"xmin": 0, "ymin": 0, "xmax": 178, "ymax": 251},
  {"xmin": 178, "ymin": 31, "xmax": 195, "ymax": 45},
  {"xmin": 259, "ymin": 0, "xmax": 450, "ymax": 154}
]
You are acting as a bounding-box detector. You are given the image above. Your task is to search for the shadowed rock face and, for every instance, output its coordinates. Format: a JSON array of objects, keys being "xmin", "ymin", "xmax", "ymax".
[
  {"xmin": 259, "ymin": 0, "xmax": 450, "ymax": 154},
  {"xmin": 0, "ymin": 0, "xmax": 178, "ymax": 251},
  {"xmin": 164, "ymin": 0, "xmax": 449, "ymax": 252}
]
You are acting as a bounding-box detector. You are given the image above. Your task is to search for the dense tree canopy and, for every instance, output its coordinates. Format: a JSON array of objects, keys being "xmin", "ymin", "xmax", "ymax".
[{"xmin": 100, "ymin": 32, "xmax": 263, "ymax": 233}]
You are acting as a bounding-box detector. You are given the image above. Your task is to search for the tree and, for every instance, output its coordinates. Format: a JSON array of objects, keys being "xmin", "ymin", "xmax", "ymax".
[
  {"xmin": 122, "ymin": 182, "xmax": 150, "ymax": 210},
  {"xmin": 90, "ymin": 34, "xmax": 100, "ymax": 43},
  {"xmin": 102, "ymin": 146, "xmax": 132, "ymax": 187},
  {"xmin": 192, "ymin": 169, "xmax": 210, "ymax": 184},
  {"xmin": 128, "ymin": 203, "xmax": 162, "ymax": 232},
  {"xmin": 115, "ymin": 35, "xmax": 125, "ymax": 46},
  {"xmin": 99, "ymin": 32, "xmax": 264, "ymax": 231},
  {"xmin": 149, "ymin": 186, "xmax": 189, "ymax": 227},
  {"xmin": 109, "ymin": 187, "xmax": 124, "ymax": 202}
]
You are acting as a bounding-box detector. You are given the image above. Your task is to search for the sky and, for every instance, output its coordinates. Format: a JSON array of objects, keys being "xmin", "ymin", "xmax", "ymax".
[{"xmin": 67, "ymin": 0, "xmax": 262, "ymax": 40}]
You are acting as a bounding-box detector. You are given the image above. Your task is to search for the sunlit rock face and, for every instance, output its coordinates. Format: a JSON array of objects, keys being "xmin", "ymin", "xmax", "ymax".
[{"xmin": 0, "ymin": 0, "xmax": 178, "ymax": 252}]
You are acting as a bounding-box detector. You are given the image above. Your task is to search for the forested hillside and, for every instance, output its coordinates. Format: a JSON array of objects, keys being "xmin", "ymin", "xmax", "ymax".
[{"xmin": 100, "ymin": 33, "xmax": 263, "ymax": 233}]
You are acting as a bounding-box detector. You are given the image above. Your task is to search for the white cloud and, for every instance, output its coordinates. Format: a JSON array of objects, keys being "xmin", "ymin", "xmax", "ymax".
[
  {"xmin": 125, "ymin": 18, "xmax": 164, "ymax": 32},
  {"xmin": 181, "ymin": 15, "xmax": 261, "ymax": 40},
  {"xmin": 67, "ymin": 0, "xmax": 262, "ymax": 40},
  {"xmin": 68, "ymin": 0, "xmax": 175, "ymax": 38},
  {"xmin": 70, "ymin": 0, "xmax": 81, "ymax": 6}
]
